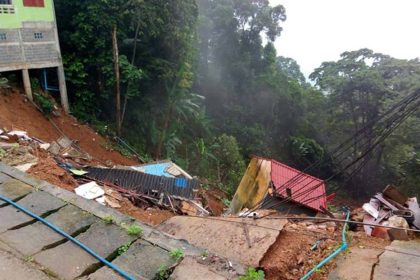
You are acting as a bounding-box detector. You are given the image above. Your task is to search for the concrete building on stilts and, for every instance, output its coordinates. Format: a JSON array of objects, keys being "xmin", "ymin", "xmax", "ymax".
[{"xmin": 0, "ymin": 0, "xmax": 68, "ymax": 112}]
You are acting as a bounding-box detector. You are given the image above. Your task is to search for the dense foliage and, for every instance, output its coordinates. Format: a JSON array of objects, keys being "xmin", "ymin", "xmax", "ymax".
[{"xmin": 54, "ymin": 0, "xmax": 420, "ymax": 199}]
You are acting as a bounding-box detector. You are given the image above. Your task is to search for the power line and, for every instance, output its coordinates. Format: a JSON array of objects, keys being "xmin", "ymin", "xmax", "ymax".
[{"xmin": 268, "ymin": 94, "xmax": 420, "ymax": 210}]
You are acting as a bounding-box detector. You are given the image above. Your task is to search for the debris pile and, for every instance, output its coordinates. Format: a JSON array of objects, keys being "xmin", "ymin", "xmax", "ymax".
[
  {"xmin": 0, "ymin": 128, "xmax": 216, "ymax": 225},
  {"xmin": 48, "ymin": 136, "xmax": 92, "ymax": 162},
  {"xmin": 358, "ymin": 185, "xmax": 419, "ymax": 240}
]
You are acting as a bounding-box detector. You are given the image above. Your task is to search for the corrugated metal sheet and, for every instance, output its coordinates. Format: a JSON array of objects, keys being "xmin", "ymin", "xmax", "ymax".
[
  {"xmin": 85, "ymin": 167, "xmax": 198, "ymax": 199},
  {"xmin": 271, "ymin": 159, "xmax": 327, "ymax": 211}
]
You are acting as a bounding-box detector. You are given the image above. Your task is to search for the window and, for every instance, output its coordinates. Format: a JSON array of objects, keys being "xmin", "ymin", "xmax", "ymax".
[
  {"xmin": 23, "ymin": 0, "xmax": 44, "ymax": 7},
  {"xmin": 34, "ymin": 32, "xmax": 43, "ymax": 39},
  {"xmin": 0, "ymin": 0, "xmax": 14, "ymax": 14},
  {"xmin": 0, "ymin": 33, "xmax": 6, "ymax": 41}
]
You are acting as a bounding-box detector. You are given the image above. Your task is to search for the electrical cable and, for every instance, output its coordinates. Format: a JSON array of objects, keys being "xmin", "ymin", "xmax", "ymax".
[
  {"xmin": 241, "ymin": 92, "xmax": 420, "ymax": 216},
  {"xmin": 267, "ymin": 95, "xmax": 420, "ymax": 210},
  {"xmin": 277, "ymin": 91, "xmax": 420, "ymax": 192}
]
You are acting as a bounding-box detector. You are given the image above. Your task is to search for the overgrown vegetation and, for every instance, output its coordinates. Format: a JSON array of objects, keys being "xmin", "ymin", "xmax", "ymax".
[
  {"xmin": 54, "ymin": 0, "xmax": 420, "ymax": 199},
  {"xmin": 30, "ymin": 78, "xmax": 54, "ymax": 115}
]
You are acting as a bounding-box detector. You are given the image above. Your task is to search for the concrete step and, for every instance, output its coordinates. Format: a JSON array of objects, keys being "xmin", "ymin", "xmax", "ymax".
[
  {"xmin": 0, "ymin": 178, "xmax": 32, "ymax": 207},
  {"xmin": 87, "ymin": 239, "xmax": 176, "ymax": 280},
  {"xmin": 373, "ymin": 240, "xmax": 420, "ymax": 280},
  {"xmin": 0, "ymin": 204, "xmax": 98, "ymax": 256},
  {"xmin": 0, "ymin": 191, "xmax": 65, "ymax": 233},
  {"xmin": 0, "ymin": 248, "xmax": 53, "ymax": 280},
  {"xmin": 34, "ymin": 221, "xmax": 137, "ymax": 280}
]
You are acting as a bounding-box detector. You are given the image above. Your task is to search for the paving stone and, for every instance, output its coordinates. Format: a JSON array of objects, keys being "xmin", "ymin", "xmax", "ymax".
[
  {"xmin": 90, "ymin": 240, "xmax": 176, "ymax": 280},
  {"xmin": 0, "ymin": 191, "xmax": 65, "ymax": 233},
  {"xmin": 0, "ymin": 204, "xmax": 98, "ymax": 256},
  {"xmin": 83, "ymin": 267, "xmax": 127, "ymax": 280},
  {"xmin": 0, "ymin": 179, "xmax": 32, "ymax": 207},
  {"xmin": 170, "ymin": 256, "xmax": 227, "ymax": 280},
  {"xmin": 328, "ymin": 247, "xmax": 383, "ymax": 280},
  {"xmin": 146, "ymin": 229, "xmax": 202, "ymax": 256},
  {"xmin": 0, "ymin": 248, "xmax": 53, "ymax": 280},
  {"xmin": 373, "ymin": 240, "xmax": 420, "ymax": 280},
  {"xmin": 0, "ymin": 173, "xmax": 12, "ymax": 184},
  {"xmin": 34, "ymin": 221, "xmax": 136, "ymax": 280}
]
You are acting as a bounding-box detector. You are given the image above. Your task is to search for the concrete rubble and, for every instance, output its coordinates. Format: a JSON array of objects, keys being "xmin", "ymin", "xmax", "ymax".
[
  {"xmin": 0, "ymin": 129, "xmax": 216, "ymax": 219},
  {"xmin": 359, "ymin": 185, "xmax": 419, "ymax": 240}
]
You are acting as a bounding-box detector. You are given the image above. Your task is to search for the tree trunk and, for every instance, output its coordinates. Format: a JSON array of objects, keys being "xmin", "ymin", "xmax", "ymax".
[
  {"xmin": 112, "ymin": 26, "xmax": 122, "ymax": 136},
  {"xmin": 121, "ymin": 20, "xmax": 141, "ymax": 125},
  {"xmin": 155, "ymin": 103, "xmax": 174, "ymax": 159}
]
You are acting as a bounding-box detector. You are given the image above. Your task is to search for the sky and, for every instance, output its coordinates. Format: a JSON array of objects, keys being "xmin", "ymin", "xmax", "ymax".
[{"xmin": 269, "ymin": 0, "xmax": 420, "ymax": 78}]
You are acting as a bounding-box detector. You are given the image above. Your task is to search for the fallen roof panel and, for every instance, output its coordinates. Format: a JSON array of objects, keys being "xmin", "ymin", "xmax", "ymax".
[{"xmin": 85, "ymin": 167, "xmax": 198, "ymax": 199}]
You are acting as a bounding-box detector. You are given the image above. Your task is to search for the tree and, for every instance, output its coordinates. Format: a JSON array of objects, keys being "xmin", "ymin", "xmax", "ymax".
[{"xmin": 310, "ymin": 49, "xmax": 420, "ymax": 197}]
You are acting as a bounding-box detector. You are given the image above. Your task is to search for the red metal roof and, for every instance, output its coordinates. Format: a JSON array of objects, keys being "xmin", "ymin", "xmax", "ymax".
[{"xmin": 270, "ymin": 159, "xmax": 327, "ymax": 211}]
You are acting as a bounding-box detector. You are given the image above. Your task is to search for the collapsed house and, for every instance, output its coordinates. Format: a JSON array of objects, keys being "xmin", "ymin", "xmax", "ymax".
[
  {"xmin": 230, "ymin": 156, "xmax": 330, "ymax": 215},
  {"xmin": 85, "ymin": 165, "xmax": 198, "ymax": 200},
  {"xmin": 81, "ymin": 162, "xmax": 206, "ymax": 215}
]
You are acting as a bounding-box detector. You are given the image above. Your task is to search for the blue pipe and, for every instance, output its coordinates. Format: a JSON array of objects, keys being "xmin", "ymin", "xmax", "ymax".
[
  {"xmin": 300, "ymin": 210, "xmax": 351, "ymax": 280},
  {"xmin": 0, "ymin": 194, "xmax": 136, "ymax": 280}
]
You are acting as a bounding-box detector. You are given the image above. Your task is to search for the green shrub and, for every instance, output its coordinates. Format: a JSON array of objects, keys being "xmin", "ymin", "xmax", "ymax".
[
  {"xmin": 33, "ymin": 93, "xmax": 54, "ymax": 115},
  {"xmin": 239, "ymin": 267, "xmax": 265, "ymax": 280}
]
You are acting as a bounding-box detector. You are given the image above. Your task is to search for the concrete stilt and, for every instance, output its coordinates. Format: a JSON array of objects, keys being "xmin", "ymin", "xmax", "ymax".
[
  {"xmin": 57, "ymin": 64, "xmax": 69, "ymax": 113},
  {"xmin": 22, "ymin": 69, "xmax": 32, "ymax": 101}
]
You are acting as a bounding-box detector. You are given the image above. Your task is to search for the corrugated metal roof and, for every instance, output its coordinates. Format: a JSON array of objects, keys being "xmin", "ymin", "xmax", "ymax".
[
  {"xmin": 85, "ymin": 167, "xmax": 198, "ymax": 199},
  {"xmin": 270, "ymin": 159, "xmax": 327, "ymax": 211}
]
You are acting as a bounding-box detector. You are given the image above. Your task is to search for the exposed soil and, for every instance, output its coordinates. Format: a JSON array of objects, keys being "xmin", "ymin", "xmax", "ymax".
[
  {"xmin": 199, "ymin": 188, "xmax": 226, "ymax": 216},
  {"xmin": 118, "ymin": 198, "xmax": 175, "ymax": 225},
  {"xmin": 260, "ymin": 221, "xmax": 390, "ymax": 280},
  {"xmin": 261, "ymin": 225, "xmax": 337, "ymax": 280},
  {"xmin": 0, "ymin": 88, "xmax": 178, "ymax": 226},
  {"xmin": 0, "ymin": 89, "xmax": 137, "ymax": 166},
  {"xmin": 27, "ymin": 151, "xmax": 78, "ymax": 192}
]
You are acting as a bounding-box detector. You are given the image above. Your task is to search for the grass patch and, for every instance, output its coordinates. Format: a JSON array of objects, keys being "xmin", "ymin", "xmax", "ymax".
[
  {"xmin": 155, "ymin": 265, "xmax": 170, "ymax": 280},
  {"xmin": 169, "ymin": 248, "xmax": 184, "ymax": 261},
  {"xmin": 117, "ymin": 242, "xmax": 131, "ymax": 256},
  {"xmin": 200, "ymin": 250, "xmax": 209, "ymax": 258},
  {"xmin": 103, "ymin": 215, "xmax": 114, "ymax": 224},
  {"xmin": 127, "ymin": 224, "xmax": 143, "ymax": 236}
]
